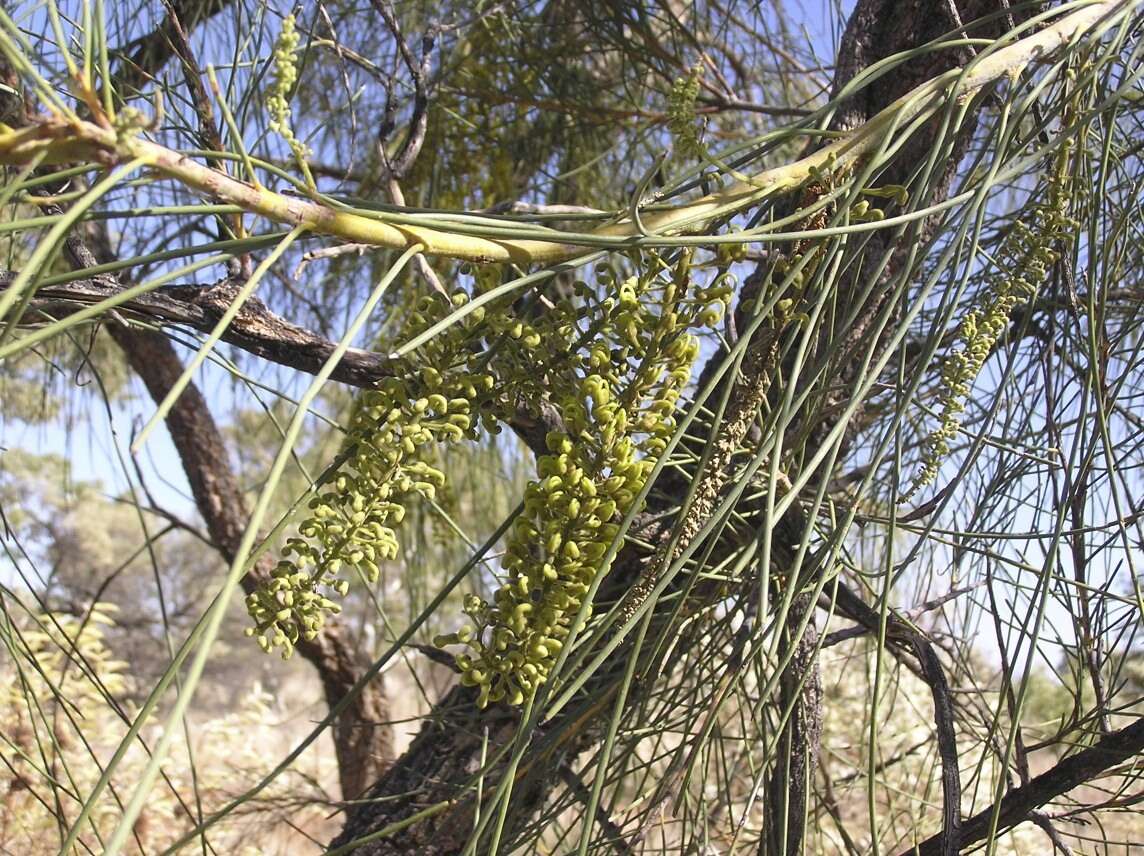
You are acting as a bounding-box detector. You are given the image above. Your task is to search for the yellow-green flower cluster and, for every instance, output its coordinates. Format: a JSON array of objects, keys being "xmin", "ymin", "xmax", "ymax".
[
  {"xmin": 247, "ymin": 293, "xmax": 495, "ymax": 657},
  {"xmin": 246, "ymin": 381, "xmax": 483, "ymax": 656},
  {"xmin": 905, "ymin": 142, "xmax": 1075, "ymax": 499},
  {"xmin": 667, "ymin": 64, "xmax": 705, "ymax": 161},
  {"xmin": 265, "ymin": 14, "xmax": 312, "ymax": 176},
  {"xmin": 437, "ymin": 253, "xmax": 729, "ymax": 706},
  {"xmin": 249, "ymin": 254, "xmax": 725, "ymax": 666}
]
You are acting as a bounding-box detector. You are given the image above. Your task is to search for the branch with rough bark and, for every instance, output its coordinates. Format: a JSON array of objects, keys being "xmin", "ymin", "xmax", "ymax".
[
  {"xmin": 0, "ymin": 268, "xmax": 564, "ymax": 459},
  {"xmin": 0, "ymin": 270, "xmax": 400, "ymax": 387},
  {"xmin": 900, "ymin": 715, "xmax": 1144, "ymax": 856}
]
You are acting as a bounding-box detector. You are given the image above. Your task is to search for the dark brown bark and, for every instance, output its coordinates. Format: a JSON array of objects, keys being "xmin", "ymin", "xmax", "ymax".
[
  {"xmin": 113, "ymin": 0, "xmax": 233, "ymax": 96},
  {"xmin": 900, "ymin": 715, "xmax": 1144, "ymax": 856},
  {"xmin": 0, "ymin": 270, "xmax": 564, "ymax": 460},
  {"xmin": 762, "ymin": 593, "xmax": 823, "ymax": 856},
  {"xmin": 0, "ymin": 271, "xmax": 400, "ymax": 388}
]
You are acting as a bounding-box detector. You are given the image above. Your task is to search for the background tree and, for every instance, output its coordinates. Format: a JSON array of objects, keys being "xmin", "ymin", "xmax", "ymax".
[{"xmin": 1, "ymin": 1, "xmax": 1143, "ymax": 854}]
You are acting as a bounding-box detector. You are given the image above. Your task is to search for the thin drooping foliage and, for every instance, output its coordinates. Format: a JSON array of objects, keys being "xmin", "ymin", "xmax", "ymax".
[{"xmin": 0, "ymin": 1, "xmax": 1143, "ymax": 855}]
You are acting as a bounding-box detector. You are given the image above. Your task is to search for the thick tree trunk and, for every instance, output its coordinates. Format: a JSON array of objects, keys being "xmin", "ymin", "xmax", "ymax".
[{"xmin": 331, "ymin": 0, "xmax": 1007, "ymax": 851}]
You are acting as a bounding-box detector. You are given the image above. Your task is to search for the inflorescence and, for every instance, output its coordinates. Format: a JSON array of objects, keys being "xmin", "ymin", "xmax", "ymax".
[
  {"xmin": 247, "ymin": 253, "xmax": 727, "ymax": 674},
  {"xmin": 435, "ymin": 252, "xmax": 729, "ymax": 707},
  {"xmin": 246, "ymin": 292, "xmax": 495, "ymax": 656},
  {"xmin": 904, "ymin": 128, "xmax": 1077, "ymax": 501},
  {"xmin": 265, "ymin": 14, "xmax": 314, "ymax": 185},
  {"xmin": 667, "ymin": 64, "xmax": 705, "ymax": 162}
]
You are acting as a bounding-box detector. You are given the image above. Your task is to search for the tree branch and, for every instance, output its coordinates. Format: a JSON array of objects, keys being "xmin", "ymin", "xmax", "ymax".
[
  {"xmin": 57, "ymin": 235, "xmax": 395, "ymax": 800},
  {"xmin": 828, "ymin": 578, "xmax": 962, "ymax": 855},
  {"xmin": 899, "ymin": 716, "xmax": 1144, "ymax": 856},
  {"xmin": 0, "ymin": 269, "xmax": 564, "ymax": 461},
  {"xmin": 1, "ymin": 270, "xmax": 399, "ymax": 388},
  {"xmin": 0, "ymin": 1, "xmax": 1124, "ymax": 264},
  {"xmin": 325, "ymin": 1, "xmax": 1129, "ymax": 850},
  {"xmin": 112, "ymin": 0, "xmax": 233, "ymax": 96}
]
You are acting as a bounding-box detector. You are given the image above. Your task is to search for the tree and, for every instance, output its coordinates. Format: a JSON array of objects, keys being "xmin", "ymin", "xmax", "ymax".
[{"xmin": 1, "ymin": 0, "xmax": 1143, "ymax": 854}]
